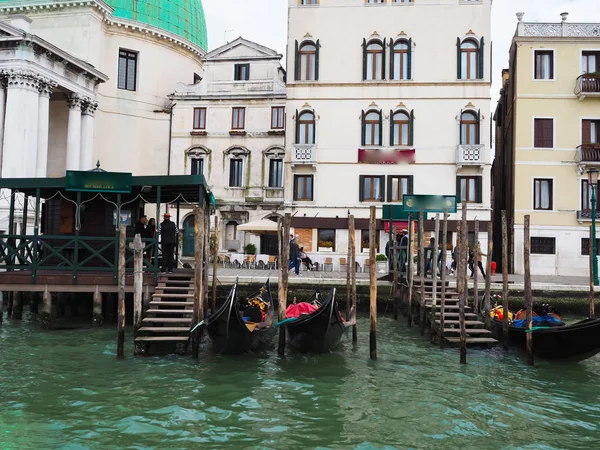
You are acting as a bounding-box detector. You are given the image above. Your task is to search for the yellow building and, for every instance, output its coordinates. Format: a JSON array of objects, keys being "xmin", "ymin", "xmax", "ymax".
[{"xmin": 494, "ymin": 12, "xmax": 600, "ymax": 276}]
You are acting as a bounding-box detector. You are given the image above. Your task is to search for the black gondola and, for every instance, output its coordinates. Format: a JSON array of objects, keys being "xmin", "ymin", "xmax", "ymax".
[
  {"xmin": 286, "ymin": 288, "xmax": 352, "ymax": 353},
  {"xmin": 490, "ymin": 318, "xmax": 600, "ymax": 361},
  {"xmin": 204, "ymin": 280, "xmax": 276, "ymax": 354}
]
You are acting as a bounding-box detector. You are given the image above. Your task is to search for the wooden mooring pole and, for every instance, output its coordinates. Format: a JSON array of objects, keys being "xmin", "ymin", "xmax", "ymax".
[
  {"xmin": 278, "ymin": 213, "xmax": 291, "ymax": 356},
  {"xmin": 590, "ymin": 225, "xmax": 595, "ymax": 319},
  {"xmin": 407, "ymin": 214, "xmax": 414, "ymax": 328},
  {"xmin": 459, "ymin": 203, "xmax": 468, "ymax": 364},
  {"xmin": 369, "ymin": 206, "xmax": 377, "ymax": 360},
  {"xmin": 439, "ymin": 210, "xmax": 448, "ymax": 347},
  {"xmin": 0, "ymin": 291, "xmax": 3, "ymax": 324},
  {"xmin": 419, "ymin": 210, "xmax": 425, "ymax": 335},
  {"xmin": 524, "ymin": 215, "xmax": 534, "ymax": 366},
  {"xmin": 203, "ymin": 211, "xmax": 210, "ymax": 312},
  {"xmin": 502, "ymin": 210, "xmax": 509, "ymax": 350},
  {"xmin": 131, "ymin": 233, "xmax": 144, "ymax": 338},
  {"xmin": 117, "ymin": 224, "xmax": 126, "ymax": 360},
  {"xmin": 211, "ymin": 216, "xmax": 219, "ymax": 312},
  {"xmin": 430, "ymin": 214, "xmax": 439, "ymax": 343},
  {"xmin": 192, "ymin": 207, "xmax": 205, "ymax": 359},
  {"xmin": 346, "ymin": 216, "xmax": 351, "ymax": 321},
  {"xmin": 473, "ymin": 219, "xmax": 479, "ymax": 316},
  {"xmin": 350, "ymin": 215, "xmax": 357, "ymax": 343},
  {"xmin": 392, "ymin": 223, "xmax": 399, "ymax": 320},
  {"xmin": 484, "ymin": 222, "xmax": 493, "ymax": 329}
]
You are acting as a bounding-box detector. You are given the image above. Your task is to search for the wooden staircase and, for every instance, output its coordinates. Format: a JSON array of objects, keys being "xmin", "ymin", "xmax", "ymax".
[
  {"xmin": 420, "ymin": 280, "xmax": 499, "ymax": 348},
  {"xmin": 134, "ymin": 272, "xmax": 195, "ymax": 355}
]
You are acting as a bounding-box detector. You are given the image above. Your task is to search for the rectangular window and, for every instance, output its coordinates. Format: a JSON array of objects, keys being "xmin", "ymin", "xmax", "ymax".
[
  {"xmin": 318, "ymin": 229, "xmax": 335, "ymax": 251},
  {"xmin": 361, "ymin": 176, "xmax": 383, "ymax": 202},
  {"xmin": 232, "ymin": 107, "xmax": 246, "ymax": 130},
  {"xmin": 533, "ymin": 178, "xmax": 553, "ymax": 210},
  {"xmin": 360, "ymin": 229, "xmax": 380, "ymax": 253},
  {"xmin": 271, "ymin": 106, "xmax": 285, "ymax": 129},
  {"xmin": 582, "ymin": 119, "xmax": 600, "ymax": 144},
  {"xmin": 581, "ymin": 238, "xmax": 600, "ymax": 256},
  {"xmin": 229, "ymin": 159, "xmax": 243, "ymax": 187},
  {"xmin": 268, "ymin": 159, "xmax": 283, "ymax": 188},
  {"xmin": 457, "ymin": 176, "xmax": 482, "ymax": 203},
  {"xmin": 389, "ymin": 175, "xmax": 412, "ymax": 203},
  {"xmin": 294, "ymin": 175, "xmax": 313, "ymax": 201},
  {"xmin": 118, "ymin": 49, "xmax": 137, "ymax": 91},
  {"xmin": 193, "ymin": 108, "xmax": 206, "ymax": 130},
  {"xmin": 190, "ymin": 158, "xmax": 204, "ymax": 175},
  {"xmin": 581, "ymin": 180, "xmax": 600, "ymax": 210},
  {"xmin": 582, "ymin": 51, "xmax": 600, "ymax": 74},
  {"xmin": 234, "ymin": 63, "xmax": 250, "ymax": 81},
  {"xmin": 534, "ymin": 50, "xmax": 554, "ymax": 80},
  {"xmin": 531, "ymin": 237, "xmax": 556, "ymax": 255},
  {"xmin": 533, "ymin": 118, "xmax": 553, "ymax": 148}
]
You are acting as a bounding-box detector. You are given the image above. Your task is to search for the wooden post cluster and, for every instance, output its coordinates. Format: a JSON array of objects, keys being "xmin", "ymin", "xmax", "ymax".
[
  {"xmin": 439, "ymin": 210, "xmax": 448, "ymax": 347},
  {"xmin": 419, "ymin": 210, "xmax": 425, "ymax": 335},
  {"xmin": 459, "ymin": 203, "xmax": 468, "ymax": 364},
  {"xmin": 191, "ymin": 207, "xmax": 205, "ymax": 359},
  {"xmin": 502, "ymin": 210, "xmax": 509, "ymax": 349},
  {"xmin": 211, "ymin": 216, "xmax": 219, "ymax": 312},
  {"xmin": 277, "ymin": 213, "xmax": 291, "ymax": 356},
  {"xmin": 131, "ymin": 233, "xmax": 144, "ymax": 338},
  {"xmin": 473, "ymin": 219, "xmax": 479, "ymax": 316},
  {"xmin": 392, "ymin": 225, "xmax": 398, "ymax": 312},
  {"xmin": 430, "ymin": 214, "xmax": 439, "ymax": 343},
  {"xmin": 369, "ymin": 206, "xmax": 377, "ymax": 360},
  {"xmin": 590, "ymin": 225, "xmax": 595, "ymax": 319},
  {"xmin": 346, "ymin": 217, "xmax": 352, "ymax": 321},
  {"xmin": 203, "ymin": 211, "xmax": 210, "ymax": 312},
  {"xmin": 407, "ymin": 214, "xmax": 414, "ymax": 328},
  {"xmin": 0, "ymin": 291, "xmax": 3, "ymax": 324},
  {"xmin": 349, "ymin": 215, "xmax": 357, "ymax": 343},
  {"xmin": 117, "ymin": 224, "xmax": 126, "ymax": 360},
  {"xmin": 524, "ymin": 215, "xmax": 534, "ymax": 366},
  {"xmin": 484, "ymin": 222, "xmax": 493, "ymax": 328}
]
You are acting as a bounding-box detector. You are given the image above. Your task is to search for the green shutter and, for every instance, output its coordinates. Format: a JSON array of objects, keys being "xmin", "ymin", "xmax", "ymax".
[
  {"xmin": 407, "ymin": 38, "xmax": 412, "ymax": 80},
  {"xmin": 459, "ymin": 109, "xmax": 464, "ymax": 144},
  {"xmin": 361, "ymin": 110, "xmax": 365, "ymax": 146},
  {"xmin": 389, "ymin": 39, "xmax": 394, "ymax": 80},
  {"xmin": 456, "ymin": 176, "xmax": 462, "ymax": 203},
  {"xmin": 382, "ymin": 38, "xmax": 386, "ymax": 80},
  {"xmin": 477, "ymin": 177, "xmax": 483, "ymax": 203},
  {"xmin": 408, "ymin": 176, "xmax": 414, "ymax": 195},
  {"xmin": 478, "ymin": 37, "xmax": 485, "ymax": 79},
  {"xmin": 378, "ymin": 111, "xmax": 383, "ymax": 145},
  {"xmin": 390, "ymin": 109, "xmax": 394, "ymax": 146},
  {"xmin": 312, "ymin": 111, "xmax": 316, "ymax": 144},
  {"xmin": 315, "ymin": 39, "xmax": 320, "ymax": 81},
  {"xmin": 387, "ymin": 176, "xmax": 393, "ymax": 202},
  {"xmin": 457, "ymin": 37, "xmax": 462, "ymax": 80},
  {"xmin": 379, "ymin": 175, "xmax": 386, "ymax": 202},
  {"xmin": 409, "ymin": 110, "xmax": 415, "ymax": 146},
  {"xmin": 294, "ymin": 40, "xmax": 300, "ymax": 81},
  {"xmin": 359, "ymin": 175, "xmax": 365, "ymax": 202},
  {"xmin": 477, "ymin": 109, "xmax": 481, "ymax": 144},
  {"xmin": 295, "ymin": 109, "xmax": 299, "ymax": 144},
  {"xmin": 362, "ymin": 38, "xmax": 367, "ymax": 81}
]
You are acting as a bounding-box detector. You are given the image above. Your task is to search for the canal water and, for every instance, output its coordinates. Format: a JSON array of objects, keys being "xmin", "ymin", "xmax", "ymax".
[{"xmin": 1, "ymin": 314, "xmax": 599, "ymax": 449}]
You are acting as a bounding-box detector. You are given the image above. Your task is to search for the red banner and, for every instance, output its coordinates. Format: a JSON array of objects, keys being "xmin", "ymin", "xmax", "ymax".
[{"xmin": 358, "ymin": 148, "xmax": 415, "ymax": 164}]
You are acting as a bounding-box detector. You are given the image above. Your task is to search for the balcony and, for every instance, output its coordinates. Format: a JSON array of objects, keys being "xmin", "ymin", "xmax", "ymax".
[
  {"xmin": 224, "ymin": 240, "xmax": 241, "ymax": 252},
  {"xmin": 291, "ymin": 144, "xmax": 317, "ymax": 168},
  {"xmin": 457, "ymin": 144, "xmax": 485, "ymax": 171},
  {"xmin": 577, "ymin": 144, "xmax": 600, "ymax": 164},
  {"xmin": 577, "ymin": 210, "xmax": 600, "ymax": 221},
  {"xmin": 575, "ymin": 73, "xmax": 600, "ymax": 100}
]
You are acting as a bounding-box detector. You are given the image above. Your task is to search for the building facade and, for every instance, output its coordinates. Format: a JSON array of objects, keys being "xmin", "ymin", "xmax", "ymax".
[
  {"xmin": 170, "ymin": 37, "xmax": 286, "ymax": 257},
  {"xmin": 493, "ymin": 13, "xmax": 600, "ymax": 276},
  {"xmin": 285, "ymin": 0, "xmax": 492, "ymax": 259}
]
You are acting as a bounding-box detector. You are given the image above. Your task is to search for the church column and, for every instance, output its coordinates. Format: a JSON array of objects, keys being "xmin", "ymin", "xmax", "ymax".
[
  {"xmin": 36, "ymin": 81, "xmax": 55, "ymax": 178},
  {"xmin": 65, "ymin": 94, "xmax": 83, "ymax": 171},
  {"xmin": 2, "ymin": 71, "xmax": 40, "ymax": 178},
  {"xmin": 80, "ymin": 99, "xmax": 97, "ymax": 171}
]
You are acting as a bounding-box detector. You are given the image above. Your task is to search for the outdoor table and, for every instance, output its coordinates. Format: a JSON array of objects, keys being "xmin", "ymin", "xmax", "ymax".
[
  {"xmin": 255, "ymin": 254, "xmax": 269, "ymax": 267},
  {"xmin": 229, "ymin": 253, "xmax": 245, "ymax": 266}
]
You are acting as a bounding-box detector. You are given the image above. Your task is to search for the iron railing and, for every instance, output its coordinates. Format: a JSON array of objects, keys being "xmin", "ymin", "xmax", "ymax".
[
  {"xmin": 575, "ymin": 73, "xmax": 600, "ymax": 97},
  {"xmin": 577, "ymin": 144, "xmax": 600, "ymax": 163}
]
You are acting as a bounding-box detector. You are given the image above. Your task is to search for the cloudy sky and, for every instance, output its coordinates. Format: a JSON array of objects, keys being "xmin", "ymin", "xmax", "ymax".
[{"xmin": 201, "ymin": 0, "xmax": 600, "ymax": 100}]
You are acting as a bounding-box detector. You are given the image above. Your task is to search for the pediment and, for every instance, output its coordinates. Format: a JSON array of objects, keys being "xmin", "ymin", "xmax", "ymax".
[{"xmin": 203, "ymin": 37, "xmax": 281, "ymax": 61}]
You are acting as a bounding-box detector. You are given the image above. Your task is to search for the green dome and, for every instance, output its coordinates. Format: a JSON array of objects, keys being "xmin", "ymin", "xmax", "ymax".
[{"xmin": 106, "ymin": 0, "xmax": 207, "ymax": 50}]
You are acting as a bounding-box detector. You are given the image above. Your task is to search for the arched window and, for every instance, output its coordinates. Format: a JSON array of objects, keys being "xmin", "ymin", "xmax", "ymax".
[
  {"xmin": 391, "ymin": 40, "xmax": 411, "ymax": 80},
  {"xmin": 460, "ymin": 111, "xmax": 480, "ymax": 145},
  {"xmin": 457, "ymin": 36, "xmax": 484, "ymax": 80},
  {"xmin": 361, "ymin": 110, "xmax": 382, "ymax": 146},
  {"xmin": 391, "ymin": 111, "xmax": 411, "ymax": 146},
  {"xmin": 296, "ymin": 111, "xmax": 315, "ymax": 144},
  {"xmin": 295, "ymin": 40, "xmax": 320, "ymax": 81},
  {"xmin": 363, "ymin": 39, "xmax": 385, "ymax": 81}
]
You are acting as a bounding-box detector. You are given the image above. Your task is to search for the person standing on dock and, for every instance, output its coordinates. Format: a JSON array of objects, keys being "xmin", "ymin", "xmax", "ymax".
[
  {"xmin": 134, "ymin": 215, "xmax": 147, "ymax": 236},
  {"xmin": 288, "ymin": 235, "xmax": 301, "ymax": 276},
  {"xmin": 399, "ymin": 229, "xmax": 409, "ymax": 276},
  {"xmin": 159, "ymin": 213, "xmax": 179, "ymax": 273}
]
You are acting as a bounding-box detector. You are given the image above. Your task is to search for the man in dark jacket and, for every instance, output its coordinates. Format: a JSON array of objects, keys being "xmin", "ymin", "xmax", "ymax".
[
  {"xmin": 158, "ymin": 213, "xmax": 179, "ymax": 273},
  {"xmin": 288, "ymin": 236, "xmax": 301, "ymax": 276},
  {"xmin": 134, "ymin": 215, "xmax": 147, "ymax": 237}
]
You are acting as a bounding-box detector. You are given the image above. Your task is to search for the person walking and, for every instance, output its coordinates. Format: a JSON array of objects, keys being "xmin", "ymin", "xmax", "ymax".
[
  {"xmin": 469, "ymin": 242, "xmax": 487, "ymax": 278},
  {"xmin": 158, "ymin": 213, "xmax": 179, "ymax": 273},
  {"xmin": 288, "ymin": 236, "xmax": 301, "ymax": 276}
]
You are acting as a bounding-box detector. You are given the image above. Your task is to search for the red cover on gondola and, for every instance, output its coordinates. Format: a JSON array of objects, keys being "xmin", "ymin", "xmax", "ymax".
[{"xmin": 286, "ymin": 302, "xmax": 318, "ymax": 319}]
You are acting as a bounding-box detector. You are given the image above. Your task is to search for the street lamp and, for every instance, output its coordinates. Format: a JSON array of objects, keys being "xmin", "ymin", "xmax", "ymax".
[{"xmin": 588, "ymin": 166, "xmax": 599, "ymax": 286}]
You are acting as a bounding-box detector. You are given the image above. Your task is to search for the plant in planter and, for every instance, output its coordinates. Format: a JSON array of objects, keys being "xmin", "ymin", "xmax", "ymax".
[
  {"xmin": 375, "ymin": 254, "xmax": 388, "ymax": 273},
  {"xmin": 244, "ymin": 243, "xmax": 257, "ymax": 255},
  {"xmin": 375, "ymin": 254, "xmax": 388, "ymax": 262},
  {"xmin": 318, "ymin": 240, "xmax": 334, "ymax": 251}
]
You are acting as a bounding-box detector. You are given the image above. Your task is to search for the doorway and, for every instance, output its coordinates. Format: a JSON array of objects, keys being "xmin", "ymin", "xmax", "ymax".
[
  {"xmin": 182, "ymin": 215, "xmax": 195, "ymax": 257},
  {"xmin": 260, "ymin": 234, "xmax": 278, "ymax": 256}
]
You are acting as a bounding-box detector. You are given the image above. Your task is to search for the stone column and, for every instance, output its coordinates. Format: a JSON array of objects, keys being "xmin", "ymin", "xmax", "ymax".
[
  {"xmin": 36, "ymin": 81, "xmax": 55, "ymax": 178},
  {"xmin": 2, "ymin": 70, "xmax": 41, "ymax": 178},
  {"xmin": 65, "ymin": 94, "xmax": 83, "ymax": 171},
  {"xmin": 80, "ymin": 99, "xmax": 97, "ymax": 171},
  {"xmin": 0, "ymin": 80, "xmax": 6, "ymax": 174}
]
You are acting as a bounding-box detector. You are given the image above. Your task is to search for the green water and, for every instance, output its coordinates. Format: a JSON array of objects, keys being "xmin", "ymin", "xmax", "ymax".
[{"xmin": 1, "ymin": 314, "xmax": 599, "ymax": 449}]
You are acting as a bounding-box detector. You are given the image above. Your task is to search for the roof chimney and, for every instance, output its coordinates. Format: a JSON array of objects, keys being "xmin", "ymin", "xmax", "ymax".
[
  {"xmin": 9, "ymin": 14, "xmax": 32, "ymax": 33},
  {"xmin": 560, "ymin": 12, "xmax": 569, "ymax": 22}
]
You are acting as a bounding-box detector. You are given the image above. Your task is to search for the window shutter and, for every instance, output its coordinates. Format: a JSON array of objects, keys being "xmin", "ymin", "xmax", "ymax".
[
  {"xmin": 390, "ymin": 109, "xmax": 394, "ymax": 146},
  {"xmin": 382, "ymin": 38, "xmax": 386, "ymax": 80},
  {"xmin": 408, "ymin": 176, "xmax": 414, "ymax": 195},
  {"xmin": 387, "ymin": 176, "xmax": 393, "ymax": 202},
  {"xmin": 312, "ymin": 112, "xmax": 316, "ymax": 144},
  {"xmin": 544, "ymin": 119, "xmax": 554, "ymax": 148},
  {"xmin": 379, "ymin": 175, "xmax": 386, "ymax": 202},
  {"xmin": 359, "ymin": 175, "xmax": 365, "ymax": 202},
  {"xmin": 407, "ymin": 38, "xmax": 413, "ymax": 80},
  {"xmin": 409, "ymin": 109, "xmax": 415, "ymax": 146},
  {"xmin": 477, "ymin": 177, "xmax": 483, "ymax": 203},
  {"xmin": 477, "ymin": 109, "xmax": 481, "ymax": 144},
  {"xmin": 456, "ymin": 176, "xmax": 462, "ymax": 203},
  {"xmin": 389, "ymin": 39, "xmax": 394, "ymax": 80},
  {"xmin": 459, "ymin": 109, "xmax": 464, "ymax": 144},
  {"xmin": 583, "ymin": 120, "xmax": 592, "ymax": 144},
  {"xmin": 295, "ymin": 109, "xmax": 299, "ymax": 144},
  {"xmin": 478, "ymin": 37, "xmax": 485, "ymax": 79},
  {"xmin": 315, "ymin": 39, "xmax": 320, "ymax": 81},
  {"xmin": 457, "ymin": 37, "xmax": 462, "ymax": 80},
  {"xmin": 294, "ymin": 40, "xmax": 300, "ymax": 81},
  {"xmin": 534, "ymin": 119, "xmax": 543, "ymax": 148},
  {"xmin": 362, "ymin": 38, "xmax": 367, "ymax": 81},
  {"xmin": 378, "ymin": 111, "xmax": 383, "ymax": 145},
  {"xmin": 361, "ymin": 110, "xmax": 366, "ymax": 146},
  {"xmin": 245, "ymin": 64, "xmax": 250, "ymax": 80}
]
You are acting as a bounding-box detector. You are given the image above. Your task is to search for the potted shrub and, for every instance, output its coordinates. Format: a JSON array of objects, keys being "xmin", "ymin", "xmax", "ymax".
[
  {"xmin": 244, "ymin": 243, "xmax": 257, "ymax": 255},
  {"xmin": 318, "ymin": 240, "xmax": 334, "ymax": 252},
  {"xmin": 375, "ymin": 254, "xmax": 388, "ymax": 273}
]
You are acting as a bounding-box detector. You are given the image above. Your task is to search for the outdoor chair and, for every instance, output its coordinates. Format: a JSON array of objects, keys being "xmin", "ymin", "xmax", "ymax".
[
  {"xmin": 323, "ymin": 257, "xmax": 334, "ymax": 272},
  {"xmin": 362, "ymin": 258, "xmax": 371, "ymax": 273},
  {"xmin": 243, "ymin": 255, "xmax": 256, "ymax": 269},
  {"xmin": 339, "ymin": 257, "xmax": 348, "ymax": 272},
  {"xmin": 219, "ymin": 254, "xmax": 231, "ymax": 268},
  {"xmin": 267, "ymin": 255, "xmax": 277, "ymax": 270}
]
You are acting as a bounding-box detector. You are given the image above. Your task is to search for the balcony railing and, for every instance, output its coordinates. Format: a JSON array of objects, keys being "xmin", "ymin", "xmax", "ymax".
[
  {"xmin": 457, "ymin": 144, "xmax": 485, "ymax": 167},
  {"xmin": 575, "ymin": 73, "xmax": 600, "ymax": 99},
  {"xmin": 291, "ymin": 144, "xmax": 317, "ymax": 166},
  {"xmin": 577, "ymin": 144, "xmax": 600, "ymax": 163},
  {"xmin": 577, "ymin": 210, "xmax": 600, "ymax": 221}
]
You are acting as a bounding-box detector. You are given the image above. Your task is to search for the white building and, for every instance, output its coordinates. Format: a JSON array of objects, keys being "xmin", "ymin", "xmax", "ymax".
[
  {"xmin": 170, "ymin": 37, "xmax": 287, "ymax": 257},
  {"xmin": 285, "ymin": 0, "xmax": 492, "ymax": 261}
]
